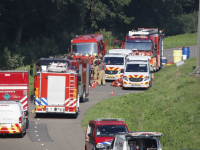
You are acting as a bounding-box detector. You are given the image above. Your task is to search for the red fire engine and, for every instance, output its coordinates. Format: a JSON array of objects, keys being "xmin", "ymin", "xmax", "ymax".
[
  {"xmin": 0, "ymin": 70, "xmax": 29, "ymax": 127},
  {"xmin": 33, "ymin": 58, "xmax": 90, "ymax": 117},
  {"xmin": 113, "ymin": 28, "xmax": 164, "ymax": 71},
  {"xmin": 71, "ymin": 32, "xmax": 107, "ymax": 64}
]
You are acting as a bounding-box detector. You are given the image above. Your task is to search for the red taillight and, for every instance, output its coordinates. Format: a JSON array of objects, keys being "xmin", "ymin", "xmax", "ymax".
[{"xmin": 19, "ymin": 117, "xmax": 22, "ymax": 123}]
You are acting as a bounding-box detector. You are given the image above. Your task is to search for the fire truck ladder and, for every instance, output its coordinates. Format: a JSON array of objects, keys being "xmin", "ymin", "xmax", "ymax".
[{"xmin": 69, "ymin": 74, "xmax": 75, "ymax": 103}]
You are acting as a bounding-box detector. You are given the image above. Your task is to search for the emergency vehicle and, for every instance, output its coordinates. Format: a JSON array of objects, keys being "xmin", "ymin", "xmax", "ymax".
[
  {"xmin": 0, "ymin": 70, "xmax": 29, "ymax": 128},
  {"xmin": 114, "ymin": 28, "xmax": 164, "ymax": 71},
  {"xmin": 109, "ymin": 132, "xmax": 164, "ymax": 150},
  {"xmin": 104, "ymin": 49, "xmax": 132, "ymax": 80},
  {"xmin": 71, "ymin": 32, "xmax": 107, "ymax": 65},
  {"xmin": 123, "ymin": 56, "xmax": 152, "ymax": 89},
  {"xmin": 33, "ymin": 58, "xmax": 90, "ymax": 117},
  {"xmin": 0, "ymin": 101, "xmax": 27, "ymax": 138},
  {"xmin": 85, "ymin": 119, "xmax": 129, "ymax": 150}
]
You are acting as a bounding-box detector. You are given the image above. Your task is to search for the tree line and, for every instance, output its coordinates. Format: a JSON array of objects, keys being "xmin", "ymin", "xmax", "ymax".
[{"xmin": 0, "ymin": 0, "xmax": 198, "ymax": 69}]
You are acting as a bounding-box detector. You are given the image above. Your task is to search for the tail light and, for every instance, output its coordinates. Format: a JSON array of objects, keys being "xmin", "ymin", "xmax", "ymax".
[{"xmin": 19, "ymin": 117, "xmax": 22, "ymax": 123}]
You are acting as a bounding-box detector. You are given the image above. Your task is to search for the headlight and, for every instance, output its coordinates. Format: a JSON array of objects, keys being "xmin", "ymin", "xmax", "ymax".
[
  {"xmin": 144, "ymin": 76, "xmax": 149, "ymax": 81},
  {"xmin": 123, "ymin": 76, "xmax": 128, "ymax": 81},
  {"xmin": 96, "ymin": 143, "xmax": 106, "ymax": 149}
]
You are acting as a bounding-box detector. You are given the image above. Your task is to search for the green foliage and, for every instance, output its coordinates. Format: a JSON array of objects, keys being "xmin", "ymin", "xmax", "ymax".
[
  {"xmin": 0, "ymin": 47, "xmax": 24, "ymax": 70},
  {"xmin": 164, "ymin": 33, "xmax": 197, "ymax": 49},
  {"xmin": 82, "ymin": 57, "xmax": 200, "ymax": 150},
  {"xmin": 99, "ymin": 29, "xmax": 116, "ymax": 48}
]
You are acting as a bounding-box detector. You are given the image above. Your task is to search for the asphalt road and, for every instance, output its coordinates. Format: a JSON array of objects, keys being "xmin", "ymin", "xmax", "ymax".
[{"xmin": 0, "ymin": 46, "xmax": 197, "ymax": 150}]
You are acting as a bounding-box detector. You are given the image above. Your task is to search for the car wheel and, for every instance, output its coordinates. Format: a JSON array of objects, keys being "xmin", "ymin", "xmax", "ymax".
[{"xmin": 19, "ymin": 129, "xmax": 26, "ymax": 138}]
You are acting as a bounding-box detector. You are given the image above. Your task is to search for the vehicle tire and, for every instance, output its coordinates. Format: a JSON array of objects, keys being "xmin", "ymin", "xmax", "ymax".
[
  {"xmin": 122, "ymin": 86, "xmax": 125, "ymax": 90},
  {"xmin": 19, "ymin": 129, "xmax": 26, "ymax": 138},
  {"xmin": 26, "ymin": 118, "xmax": 29, "ymax": 129},
  {"xmin": 72, "ymin": 112, "xmax": 78, "ymax": 119},
  {"xmin": 80, "ymin": 87, "xmax": 86, "ymax": 103}
]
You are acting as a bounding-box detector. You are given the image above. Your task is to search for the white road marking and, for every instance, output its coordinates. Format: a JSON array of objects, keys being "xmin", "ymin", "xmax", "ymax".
[
  {"xmin": 37, "ymin": 119, "xmax": 40, "ymax": 120},
  {"xmin": 35, "ymin": 126, "xmax": 37, "ymax": 128},
  {"xmin": 35, "ymin": 131, "xmax": 37, "ymax": 132},
  {"xmin": 169, "ymin": 55, "xmax": 171, "ymax": 56},
  {"xmin": 36, "ymin": 135, "xmax": 39, "ymax": 137},
  {"xmin": 38, "ymin": 139, "xmax": 41, "ymax": 141},
  {"xmin": 41, "ymin": 144, "xmax": 44, "ymax": 146},
  {"xmin": 36, "ymin": 122, "xmax": 38, "ymax": 124}
]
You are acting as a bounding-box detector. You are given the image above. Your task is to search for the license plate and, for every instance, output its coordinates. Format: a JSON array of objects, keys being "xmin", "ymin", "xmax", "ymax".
[
  {"xmin": 132, "ymin": 83, "xmax": 140, "ymax": 85},
  {"xmin": 108, "ymin": 75, "xmax": 115, "ymax": 78},
  {"xmin": 36, "ymin": 106, "xmax": 44, "ymax": 109},
  {"xmin": 1, "ymin": 124, "xmax": 11, "ymax": 127}
]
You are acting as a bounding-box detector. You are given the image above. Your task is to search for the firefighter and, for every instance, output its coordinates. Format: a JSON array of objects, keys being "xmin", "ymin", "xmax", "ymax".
[
  {"xmin": 98, "ymin": 59, "xmax": 106, "ymax": 86},
  {"xmin": 93, "ymin": 56, "xmax": 99, "ymax": 81},
  {"xmin": 150, "ymin": 53, "xmax": 156, "ymax": 71}
]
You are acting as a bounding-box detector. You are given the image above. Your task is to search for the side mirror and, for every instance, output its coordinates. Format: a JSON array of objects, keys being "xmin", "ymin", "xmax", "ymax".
[
  {"xmin": 121, "ymin": 69, "xmax": 124, "ymax": 73},
  {"xmin": 30, "ymin": 69, "xmax": 33, "ymax": 76}
]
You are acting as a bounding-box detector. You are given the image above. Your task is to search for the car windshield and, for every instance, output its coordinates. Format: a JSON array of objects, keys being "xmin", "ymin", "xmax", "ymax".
[
  {"xmin": 72, "ymin": 42, "xmax": 97, "ymax": 55},
  {"xmin": 125, "ymin": 42, "xmax": 151, "ymax": 51},
  {"xmin": 126, "ymin": 64, "xmax": 147, "ymax": 72},
  {"xmin": 96, "ymin": 125, "xmax": 128, "ymax": 137},
  {"xmin": 103, "ymin": 57, "xmax": 124, "ymax": 65}
]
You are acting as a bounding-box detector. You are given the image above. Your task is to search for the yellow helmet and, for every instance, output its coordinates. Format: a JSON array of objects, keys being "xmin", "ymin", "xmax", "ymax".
[
  {"xmin": 85, "ymin": 54, "xmax": 89, "ymax": 57},
  {"xmin": 93, "ymin": 53, "xmax": 97, "ymax": 56}
]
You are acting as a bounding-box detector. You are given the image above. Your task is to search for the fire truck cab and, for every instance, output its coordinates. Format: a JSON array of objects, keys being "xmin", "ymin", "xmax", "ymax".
[
  {"xmin": 33, "ymin": 58, "xmax": 90, "ymax": 117},
  {"xmin": 103, "ymin": 49, "xmax": 132, "ymax": 81},
  {"xmin": 71, "ymin": 32, "xmax": 107, "ymax": 59},
  {"xmin": 85, "ymin": 118, "xmax": 129, "ymax": 150},
  {"xmin": 114, "ymin": 28, "xmax": 164, "ymax": 71}
]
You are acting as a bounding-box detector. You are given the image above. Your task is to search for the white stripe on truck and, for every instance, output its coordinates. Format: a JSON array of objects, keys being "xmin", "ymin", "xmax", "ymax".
[{"xmin": 0, "ymin": 86, "xmax": 28, "ymax": 89}]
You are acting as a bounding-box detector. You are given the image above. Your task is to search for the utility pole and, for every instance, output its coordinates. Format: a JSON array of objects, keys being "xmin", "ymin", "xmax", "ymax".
[{"xmin": 194, "ymin": 0, "xmax": 200, "ymax": 74}]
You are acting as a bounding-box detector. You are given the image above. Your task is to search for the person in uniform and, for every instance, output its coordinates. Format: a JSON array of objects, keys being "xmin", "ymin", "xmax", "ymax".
[
  {"xmin": 93, "ymin": 56, "xmax": 99, "ymax": 81},
  {"xmin": 98, "ymin": 59, "xmax": 106, "ymax": 86}
]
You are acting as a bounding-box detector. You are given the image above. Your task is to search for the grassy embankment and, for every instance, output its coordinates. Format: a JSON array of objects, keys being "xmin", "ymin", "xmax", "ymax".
[
  {"xmin": 82, "ymin": 57, "xmax": 200, "ymax": 150},
  {"xmin": 82, "ymin": 32, "xmax": 199, "ymax": 150}
]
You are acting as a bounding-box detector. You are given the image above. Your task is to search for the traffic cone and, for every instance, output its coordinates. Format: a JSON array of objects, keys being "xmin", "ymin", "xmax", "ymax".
[
  {"xmin": 89, "ymin": 85, "xmax": 91, "ymax": 90},
  {"xmin": 111, "ymin": 90, "xmax": 114, "ymax": 96},
  {"xmin": 92, "ymin": 82, "xmax": 94, "ymax": 88},
  {"xmin": 136, "ymin": 143, "xmax": 139, "ymax": 150},
  {"xmin": 179, "ymin": 46, "xmax": 181, "ymax": 50}
]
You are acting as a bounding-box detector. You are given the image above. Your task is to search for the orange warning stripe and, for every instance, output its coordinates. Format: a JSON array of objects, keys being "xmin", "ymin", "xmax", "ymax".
[
  {"xmin": 125, "ymin": 75, "xmax": 147, "ymax": 78},
  {"xmin": 0, "ymin": 124, "xmax": 21, "ymax": 134},
  {"xmin": 105, "ymin": 67, "xmax": 122, "ymax": 71}
]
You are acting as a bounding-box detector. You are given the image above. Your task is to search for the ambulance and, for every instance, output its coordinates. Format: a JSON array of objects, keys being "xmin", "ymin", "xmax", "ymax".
[
  {"xmin": 104, "ymin": 49, "xmax": 132, "ymax": 80},
  {"xmin": 122, "ymin": 56, "xmax": 152, "ymax": 89},
  {"xmin": 109, "ymin": 132, "xmax": 164, "ymax": 150}
]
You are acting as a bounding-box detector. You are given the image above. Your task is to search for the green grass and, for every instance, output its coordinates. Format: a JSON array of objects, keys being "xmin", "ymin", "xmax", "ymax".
[
  {"xmin": 16, "ymin": 65, "xmax": 35, "ymax": 97},
  {"xmin": 164, "ymin": 33, "xmax": 197, "ymax": 49},
  {"xmin": 82, "ymin": 57, "xmax": 200, "ymax": 150}
]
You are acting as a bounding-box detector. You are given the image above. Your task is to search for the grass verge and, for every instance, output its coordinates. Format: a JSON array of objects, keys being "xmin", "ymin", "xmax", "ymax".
[
  {"xmin": 82, "ymin": 57, "xmax": 200, "ymax": 150},
  {"xmin": 164, "ymin": 33, "xmax": 197, "ymax": 49}
]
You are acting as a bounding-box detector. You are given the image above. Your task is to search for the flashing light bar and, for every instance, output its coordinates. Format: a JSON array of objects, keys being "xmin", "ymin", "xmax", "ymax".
[
  {"xmin": 48, "ymin": 62, "xmax": 68, "ymax": 72},
  {"xmin": 128, "ymin": 28, "xmax": 158, "ymax": 36},
  {"xmin": 94, "ymin": 118, "xmax": 124, "ymax": 121}
]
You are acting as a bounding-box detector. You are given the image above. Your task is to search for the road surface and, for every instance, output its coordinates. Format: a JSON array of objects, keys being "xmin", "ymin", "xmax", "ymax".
[{"xmin": 0, "ymin": 46, "xmax": 197, "ymax": 150}]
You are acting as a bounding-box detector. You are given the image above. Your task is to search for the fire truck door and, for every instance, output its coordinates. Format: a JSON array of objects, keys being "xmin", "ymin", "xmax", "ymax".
[
  {"xmin": 47, "ymin": 76, "xmax": 66, "ymax": 105},
  {"xmin": 78, "ymin": 64, "xmax": 83, "ymax": 96}
]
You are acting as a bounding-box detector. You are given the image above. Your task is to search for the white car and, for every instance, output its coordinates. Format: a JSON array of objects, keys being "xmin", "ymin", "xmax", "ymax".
[
  {"xmin": 0, "ymin": 101, "xmax": 26, "ymax": 138},
  {"xmin": 104, "ymin": 49, "xmax": 132, "ymax": 80},
  {"xmin": 123, "ymin": 56, "xmax": 152, "ymax": 89},
  {"xmin": 110, "ymin": 132, "xmax": 164, "ymax": 150}
]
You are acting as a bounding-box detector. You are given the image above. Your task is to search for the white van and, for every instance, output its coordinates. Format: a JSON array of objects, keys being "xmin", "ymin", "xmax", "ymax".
[
  {"xmin": 110, "ymin": 132, "xmax": 163, "ymax": 150},
  {"xmin": 122, "ymin": 56, "xmax": 152, "ymax": 89},
  {"xmin": 104, "ymin": 49, "xmax": 132, "ymax": 80},
  {"xmin": 0, "ymin": 101, "xmax": 26, "ymax": 138}
]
